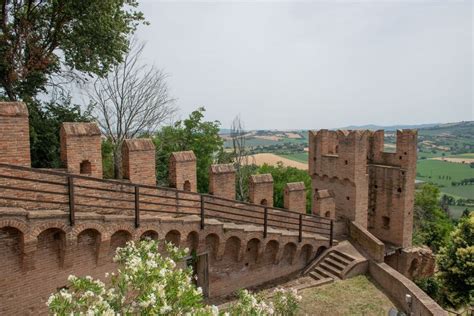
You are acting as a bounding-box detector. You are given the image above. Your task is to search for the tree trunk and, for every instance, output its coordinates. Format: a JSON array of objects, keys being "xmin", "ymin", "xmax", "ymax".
[{"xmin": 113, "ymin": 146, "xmax": 123, "ymax": 179}]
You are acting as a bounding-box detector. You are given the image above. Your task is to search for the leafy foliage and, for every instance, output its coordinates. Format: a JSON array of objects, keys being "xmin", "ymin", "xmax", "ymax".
[
  {"xmin": 413, "ymin": 184, "xmax": 454, "ymax": 252},
  {"xmin": 0, "ymin": 0, "xmax": 145, "ymax": 101},
  {"xmin": 47, "ymin": 239, "xmax": 302, "ymax": 315},
  {"xmin": 437, "ymin": 213, "xmax": 474, "ymax": 308},
  {"xmin": 28, "ymin": 95, "xmax": 93, "ymax": 168},
  {"xmin": 153, "ymin": 108, "xmax": 224, "ymax": 192},
  {"xmin": 256, "ymin": 163, "xmax": 312, "ymax": 212}
]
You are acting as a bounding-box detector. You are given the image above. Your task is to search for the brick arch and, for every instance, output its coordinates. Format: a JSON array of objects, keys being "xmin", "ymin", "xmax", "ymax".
[
  {"xmin": 140, "ymin": 230, "xmax": 159, "ymax": 241},
  {"xmin": 109, "ymin": 230, "xmax": 133, "ymax": 257},
  {"xmin": 222, "ymin": 236, "xmax": 241, "ymax": 263},
  {"xmin": 0, "ymin": 225, "xmax": 25, "ymax": 276},
  {"xmin": 185, "ymin": 231, "xmax": 199, "ymax": 253},
  {"xmin": 299, "ymin": 244, "xmax": 314, "ymax": 264},
  {"xmin": 164, "ymin": 229, "xmax": 181, "ymax": 247},
  {"xmin": 36, "ymin": 227, "xmax": 67, "ymax": 268},
  {"xmin": 281, "ymin": 242, "xmax": 297, "ymax": 265},
  {"xmin": 72, "ymin": 223, "xmax": 105, "ymax": 240},
  {"xmin": 245, "ymin": 238, "xmax": 261, "ymax": 267},
  {"xmin": 105, "ymin": 225, "xmax": 134, "ymax": 241},
  {"xmin": 30, "ymin": 222, "xmax": 69, "ymax": 241},
  {"xmin": 0, "ymin": 219, "xmax": 29, "ymax": 234},
  {"xmin": 262, "ymin": 239, "xmax": 279, "ymax": 265},
  {"xmin": 205, "ymin": 233, "xmax": 220, "ymax": 262},
  {"xmin": 76, "ymin": 228, "xmax": 101, "ymax": 265}
]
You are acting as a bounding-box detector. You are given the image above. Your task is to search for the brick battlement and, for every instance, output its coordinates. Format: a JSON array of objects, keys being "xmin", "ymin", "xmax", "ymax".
[{"xmin": 309, "ymin": 129, "xmax": 417, "ymax": 248}]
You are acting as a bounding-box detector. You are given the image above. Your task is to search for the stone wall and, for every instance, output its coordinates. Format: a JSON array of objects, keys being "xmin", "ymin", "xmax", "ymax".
[
  {"xmin": 209, "ymin": 164, "xmax": 235, "ymax": 199},
  {"xmin": 122, "ymin": 138, "xmax": 156, "ymax": 186},
  {"xmin": 0, "ymin": 102, "xmax": 31, "ymax": 166},
  {"xmin": 0, "ymin": 209, "xmax": 328, "ymax": 314},
  {"xmin": 348, "ymin": 221, "xmax": 385, "ymax": 263},
  {"xmin": 385, "ymin": 246, "xmax": 435, "ymax": 280},
  {"xmin": 369, "ymin": 261, "xmax": 446, "ymax": 316},
  {"xmin": 60, "ymin": 123, "xmax": 103, "ymax": 178}
]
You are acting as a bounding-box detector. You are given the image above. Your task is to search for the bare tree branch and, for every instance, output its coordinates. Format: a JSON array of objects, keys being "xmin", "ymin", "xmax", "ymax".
[{"xmin": 88, "ymin": 38, "xmax": 177, "ymax": 178}]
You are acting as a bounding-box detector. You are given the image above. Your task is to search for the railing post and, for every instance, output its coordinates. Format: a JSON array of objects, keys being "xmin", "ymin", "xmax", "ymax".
[
  {"xmin": 263, "ymin": 207, "xmax": 268, "ymax": 239},
  {"xmin": 298, "ymin": 214, "xmax": 303, "ymax": 243},
  {"xmin": 68, "ymin": 176, "xmax": 75, "ymax": 226},
  {"xmin": 134, "ymin": 185, "xmax": 140, "ymax": 228},
  {"xmin": 200, "ymin": 195, "xmax": 205, "ymax": 229},
  {"xmin": 329, "ymin": 220, "xmax": 334, "ymax": 247}
]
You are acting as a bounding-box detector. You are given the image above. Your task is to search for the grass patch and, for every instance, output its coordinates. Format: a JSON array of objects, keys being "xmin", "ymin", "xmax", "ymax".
[
  {"xmin": 298, "ymin": 275, "xmax": 396, "ymax": 316},
  {"xmin": 416, "ymin": 160, "xmax": 474, "ymax": 199},
  {"xmin": 279, "ymin": 153, "xmax": 308, "ymax": 163}
]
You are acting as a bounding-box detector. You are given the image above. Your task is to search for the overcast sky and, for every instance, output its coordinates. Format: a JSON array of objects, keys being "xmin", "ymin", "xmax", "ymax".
[{"xmin": 135, "ymin": 0, "xmax": 473, "ymax": 130}]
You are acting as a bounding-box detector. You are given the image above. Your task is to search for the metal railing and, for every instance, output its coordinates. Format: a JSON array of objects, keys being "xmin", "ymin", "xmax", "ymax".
[{"xmin": 0, "ymin": 163, "xmax": 333, "ymax": 244}]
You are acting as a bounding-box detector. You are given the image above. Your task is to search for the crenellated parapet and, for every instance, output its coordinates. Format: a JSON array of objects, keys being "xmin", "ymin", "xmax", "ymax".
[
  {"xmin": 60, "ymin": 122, "xmax": 103, "ymax": 178},
  {"xmin": 249, "ymin": 174, "xmax": 274, "ymax": 206},
  {"xmin": 308, "ymin": 129, "xmax": 369, "ymax": 227},
  {"xmin": 122, "ymin": 138, "xmax": 156, "ymax": 186},
  {"xmin": 169, "ymin": 151, "xmax": 197, "ymax": 192},
  {"xmin": 0, "ymin": 102, "xmax": 31, "ymax": 167},
  {"xmin": 209, "ymin": 163, "xmax": 235, "ymax": 199},
  {"xmin": 309, "ymin": 128, "xmax": 417, "ymax": 248}
]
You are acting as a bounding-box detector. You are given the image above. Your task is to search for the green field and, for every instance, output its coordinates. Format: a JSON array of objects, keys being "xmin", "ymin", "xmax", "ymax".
[
  {"xmin": 449, "ymin": 205, "xmax": 473, "ymax": 220},
  {"xmin": 416, "ymin": 160, "xmax": 474, "ymax": 199},
  {"xmin": 279, "ymin": 152, "xmax": 308, "ymax": 163},
  {"xmin": 449, "ymin": 153, "xmax": 474, "ymax": 159}
]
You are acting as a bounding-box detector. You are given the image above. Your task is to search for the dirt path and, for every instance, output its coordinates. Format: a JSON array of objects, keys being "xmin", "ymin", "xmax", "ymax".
[{"xmin": 429, "ymin": 157, "xmax": 474, "ymax": 164}]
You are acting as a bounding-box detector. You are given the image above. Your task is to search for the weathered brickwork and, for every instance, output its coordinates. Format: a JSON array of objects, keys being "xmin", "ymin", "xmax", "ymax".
[
  {"xmin": 283, "ymin": 182, "xmax": 306, "ymax": 213},
  {"xmin": 0, "ymin": 209, "xmax": 327, "ymax": 314},
  {"xmin": 60, "ymin": 122, "xmax": 103, "ymax": 178},
  {"xmin": 385, "ymin": 246, "xmax": 435, "ymax": 280},
  {"xmin": 0, "ymin": 102, "xmax": 31, "ymax": 166},
  {"xmin": 313, "ymin": 189, "xmax": 335, "ymax": 219},
  {"xmin": 367, "ymin": 130, "xmax": 417, "ymax": 248},
  {"xmin": 169, "ymin": 151, "xmax": 197, "ymax": 192},
  {"xmin": 122, "ymin": 138, "xmax": 156, "ymax": 186},
  {"xmin": 249, "ymin": 174, "xmax": 274, "ymax": 207},
  {"xmin": 209, "ymin": 164, "xmax": 235, "ymax": 199},
  {"xmin": 309, "ymin": 130, "xmax": 369, "ymax": 226},
  {"xmin": 309, "ymin": 129, "xmax": 417, "ymax": 248}
]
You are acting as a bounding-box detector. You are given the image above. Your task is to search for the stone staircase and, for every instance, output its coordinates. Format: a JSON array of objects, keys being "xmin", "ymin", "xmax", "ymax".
[{"xmin": 307, "ymin": 250, "xmax": 355, "ymax": 283}]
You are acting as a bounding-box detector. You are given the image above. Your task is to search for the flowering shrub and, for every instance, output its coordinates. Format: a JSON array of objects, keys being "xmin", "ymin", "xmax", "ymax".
[{"xmin": 47, "ymin": 239, "xmax": 301, "ymax": 315}]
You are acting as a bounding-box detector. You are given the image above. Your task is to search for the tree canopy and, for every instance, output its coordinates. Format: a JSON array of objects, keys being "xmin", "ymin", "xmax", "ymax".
[
  {"xmin": 413, "ymin": 184, "xmax": 454, "ymax": 252},
  {"xmin": 0, "ymin": 0, "xmax": 145, "ymax": 101},
  {"xmin": 153, "ymin": 108, "xmax": 224, "ymax": 193}
]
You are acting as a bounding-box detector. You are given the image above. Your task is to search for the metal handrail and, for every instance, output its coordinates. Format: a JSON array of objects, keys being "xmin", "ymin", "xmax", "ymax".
[{"xmin": 0, "ymin": 163, "xmax": 333, "ymax": 244}]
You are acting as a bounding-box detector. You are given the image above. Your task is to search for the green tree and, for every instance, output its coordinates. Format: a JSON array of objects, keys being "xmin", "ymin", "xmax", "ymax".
[
  {"xmin": 153, "ymin": 108, "xmax": 223, "ymax": 193},
  {"xmin": 437, "ymin": 213, "xmax": 474, "ymax": 309},
  {"xmin": 0, "ymin": 0, "xmax": 145, "ymax": 101},
  {"xmin": 256, "ymin": 163, "xmax": 312, "ymax": 212},
  {"xmin": 413, "ymin": 184, "xmax": 454, "ymax": 252},
  {"xmin": 28, "ymin": 94, "xmax": 93, "ymax": 168}
]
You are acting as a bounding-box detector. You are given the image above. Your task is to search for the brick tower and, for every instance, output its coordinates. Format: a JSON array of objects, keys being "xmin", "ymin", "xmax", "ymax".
[{"xmin": 0, "ymin": 102, "xmax": 31, "ymax": 166}]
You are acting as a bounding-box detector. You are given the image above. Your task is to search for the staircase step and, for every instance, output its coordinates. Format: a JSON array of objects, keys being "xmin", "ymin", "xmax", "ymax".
[
  {"xmin": 314, "ymin": 266, "xmax": 339, "ymax": 280},
  {"xmin": 319, "ymin": 262, "xmax": 342, "ymax": 278},
  {"xmin": 294, "ymin": 277, "xmax": 334, "ymax": 291},
  {"xmin": 309, "ymin": 271, "xmax": 324, "ymax": 281},
  {"xmin": 332, "ymin": 250, "xmax": 355, "ymax": 262},
  {"xmin": 324, "ymin": 257, "xmax": 347, "ymax": 271},
  {"xmin": 328, "ymin": 252, "xmax": 353, "ymax": 265}
]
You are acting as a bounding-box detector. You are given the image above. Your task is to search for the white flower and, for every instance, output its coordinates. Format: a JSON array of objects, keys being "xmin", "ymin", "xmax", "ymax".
[
  {"xmin": 160, "ymin": 305, "xmax": 172, "ymax": 314},
  {"xmin": 67, "ymin": 275, "xmax": 76, "ymax": 282}
]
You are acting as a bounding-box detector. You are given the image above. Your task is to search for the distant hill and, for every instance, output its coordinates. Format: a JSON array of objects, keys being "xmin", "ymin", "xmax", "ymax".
[{"xmin": 338, "ymin": 121, "xmax": 473, "ymax": 132}]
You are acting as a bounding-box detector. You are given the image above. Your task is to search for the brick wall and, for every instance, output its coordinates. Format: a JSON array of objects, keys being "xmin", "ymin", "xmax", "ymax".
[
  {"xmin": 0, "ymin": 210, "xmax": 328, "ymax": 314},
  {"xmin": 283, "ymin": 182, "xmax": 306, "ymax": 213},
  {"xmin": 313, "ymin": 189, "xmax": 335, "ymax": 219},
  {"xmin": 169, "ymin": 151, "xmax": 197, "ymax": 192},
  {"xmin": 122, "ymin": 139, "xmax": 156, "ymax": 186},
  {"xmin": 367, "ymin": 130, "xmax": 417, "ymax": 248},
  {"xmin": 0, "ymin": 102, "xmax": 31, "ymax": 166},
  {"xmin": 209, "ymin": 164, "xmax": 235, "ymax": 199},
  {"xmin": 60, "ymin": 123, "xmax": 103, "ymax": 178},
  {"xmin": 249, "ymin": 174, "xmax": 273, "ymax": 207}
]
